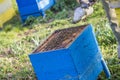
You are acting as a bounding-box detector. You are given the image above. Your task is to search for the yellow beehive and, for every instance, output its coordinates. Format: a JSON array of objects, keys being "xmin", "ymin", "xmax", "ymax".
[
  {"xmin": 115, "ymin": 8, "xmax": 120, "ymax": 26},
  {"xmin": 0, "ymin": 0, "xmax": 4, "ymax": 3},
  {"xmin": 0, "ymin": 0, "xmax": 15, "ymax": 27}
]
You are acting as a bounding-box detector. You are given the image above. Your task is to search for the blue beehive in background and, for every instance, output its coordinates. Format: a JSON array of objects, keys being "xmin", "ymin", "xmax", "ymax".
[
  {"xmin": 16, "ymin": 0, "xmax": 55, "ymax": 22},
  {"xmin": 29, "ymin": 24, "xmax": 110, "ymax": 80}
]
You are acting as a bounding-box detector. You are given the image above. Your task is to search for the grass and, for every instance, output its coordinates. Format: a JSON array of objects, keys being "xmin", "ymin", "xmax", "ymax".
[{"xmin": 0, "ymin": 0, "xmax": 120, "ymax": 80}]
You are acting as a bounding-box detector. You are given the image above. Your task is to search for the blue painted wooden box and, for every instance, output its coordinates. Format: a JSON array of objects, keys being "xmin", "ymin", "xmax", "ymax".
[
  {"xmin": 16, "ymin": 0, "xmax": 55, "ymax": 22},
  {"xmin": 29, "ymin": 24, "xmax": 110, "ymax": 80}
]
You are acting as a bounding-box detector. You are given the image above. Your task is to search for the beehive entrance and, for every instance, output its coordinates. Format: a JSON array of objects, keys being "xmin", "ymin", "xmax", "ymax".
[{"xmin": 33, "ymin": 25, "xmax": 87, "ymax": 53}]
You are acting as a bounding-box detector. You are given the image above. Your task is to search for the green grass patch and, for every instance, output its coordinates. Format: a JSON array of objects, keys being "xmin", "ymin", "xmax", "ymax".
[{"xmin": 0, "ymin": 0, "xmax": 120, "ymax": 79}]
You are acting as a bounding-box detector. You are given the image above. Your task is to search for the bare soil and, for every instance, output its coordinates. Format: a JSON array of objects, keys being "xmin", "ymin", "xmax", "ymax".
[{"xmin": 33, "ymin": 25, "xmax": 87, "ymax": 53}]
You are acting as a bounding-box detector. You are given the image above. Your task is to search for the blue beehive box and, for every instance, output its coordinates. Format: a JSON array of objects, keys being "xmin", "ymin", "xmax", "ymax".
[
  {"xmin": 16, "ymin": 0, "xmax": 55, "ymax": 22},
  {"xmin": 29, "ymin": 24, "xmax": 110, "ymax": 80}
]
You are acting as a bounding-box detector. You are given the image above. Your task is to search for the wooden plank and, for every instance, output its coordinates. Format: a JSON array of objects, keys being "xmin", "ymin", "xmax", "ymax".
[
  {"xmin": 69, "ymin": 25, "xmax": 104, "ymax": 79},
  {"xmin": 0, "ymin": 7, "xmax": 15, "ymax": 27},
  {"xmin": 18, "ymin": 4, "xmax": 39, "ymax": 16},
  {"xmin": 16, "ymin": 0, "xmax": 37, "ymax": 7},
  {"xmin": 29, "ymin": 49, "xmax": 78, "ymax": 80},
  {"xmin": 29, "ymin": 24, "xmax": 110, "ymax": 80},
  {"xmin": 0, "ymin": 0, "xmax": 15, "ymax": 27},
  {"xmin": 69, "ymin": 25, "xmax": 99, "ymax": 73}
]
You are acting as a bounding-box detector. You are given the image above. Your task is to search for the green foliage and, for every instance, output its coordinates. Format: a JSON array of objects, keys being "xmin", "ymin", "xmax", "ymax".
[{"xmin": 52, "ymin": 0, "xmax": 78, "ymax": 11}]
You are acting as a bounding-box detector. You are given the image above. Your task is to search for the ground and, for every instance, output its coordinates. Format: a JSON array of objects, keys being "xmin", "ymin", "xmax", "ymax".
[{"xmin": 0, "ymin": 0, "xmax": 120, "ymax": 80}]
